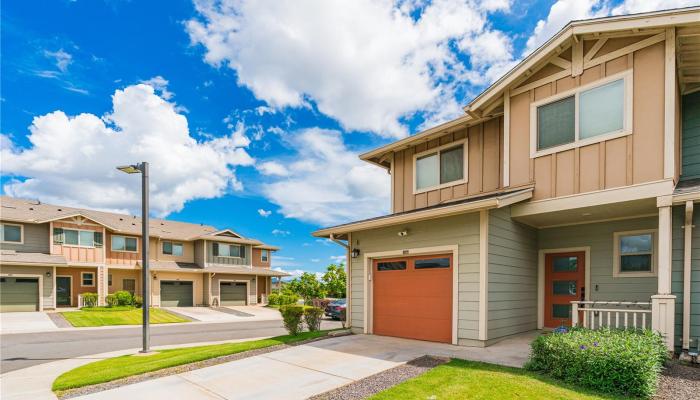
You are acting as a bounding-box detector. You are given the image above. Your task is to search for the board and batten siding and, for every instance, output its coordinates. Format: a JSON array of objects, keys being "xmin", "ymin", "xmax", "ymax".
[
  {"xmin": 207, "ymin": 242, "xmax": 251, "ymax": 266},
  {"xmin": 681, "ymin": 91, "xmax": 700, "ymax": 180},
  {"xmin": 391, "ymin": 118, "xmax": 503, "ymax": 214},
  {"xmin": 0, "ymin": 222, "xmax": 50, "ymax": 253},
  {"xmin": 0, "ymin": 265, "xmax": 54, "ymax": 309},
  {"xmin": 194, "ymin": 240, "xmax": 206, "ymax": 267},
  {"xmin": 671, "ymin": 206, "xmax": 700, "ymax": 353},
  {"xmin": 348, "ymin": 213, "xmax": 481, "ymax": 343},
  {"xmin": 538, "ymin": 216, "xmax": 658, "ymax": 302},
  {"xmin": 487, "ymin": 207, "xmax": 538, "ymax": 340}
]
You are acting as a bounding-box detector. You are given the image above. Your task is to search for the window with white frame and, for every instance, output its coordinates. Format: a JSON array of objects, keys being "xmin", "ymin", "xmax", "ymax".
[
  {"xmin": 261, "ymin": 249, "xmax": 269, "ymax": 262},
  {"xmin": 0, "ymin": 223, "xmax": 22, "ymax": 243},
  {"xmin": 53, "ymin": 228, "xmax": 103, "ymax": 248},
  {"xmin": 613, "ymin": 230, "xmax": 656, "ymax": 277},
  {"xmin": 532, "ymin": 71, "xmax": 632, "ymax": 156},
  {"xmin": 163, "ymin": 241, "xmax": 184, "ymax": 256},
  {"xmin": 111, "ymin": 235, "xmax": 138, "ymax": 252},
  {"xmin": 414, "ymin": 139, "xmax": 467, "ymax": 192},
  {"xmin": 81, "ymin": 272, "xmax": 95, "ymax": 287},
  {"xmin": 214, "ymin": 243, "xmax": 245, "ymax": 258}
]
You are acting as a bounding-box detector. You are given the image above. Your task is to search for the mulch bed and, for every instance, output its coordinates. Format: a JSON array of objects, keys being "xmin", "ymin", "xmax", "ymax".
[
  {"xmin": 309, "ymin": 355, "xmax": 450, "ymax": 400},
  {"xmin": 58, "ymin": 332, "xmax": 346, "ymax": 399},
  {"xmin": 654, "ymin": 361, "xmax": 700, "ymax": 400}
]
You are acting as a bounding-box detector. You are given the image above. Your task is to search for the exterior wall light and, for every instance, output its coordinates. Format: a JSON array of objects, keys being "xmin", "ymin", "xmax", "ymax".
[
  {"xmin": 351, "ymin": 248, "xmax": 360, "ymax": 258},
  {"xmin": 397, "ymin": 230, "xmax": 408, "ymax": 237}
]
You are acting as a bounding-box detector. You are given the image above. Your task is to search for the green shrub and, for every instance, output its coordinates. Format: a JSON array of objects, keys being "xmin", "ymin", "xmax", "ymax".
[
  {"xmin": 80, "ymin": 292, "xmax": 98, "ymax": 307},
  {"xmin": 280, "ymin": 305, "xmax": 305, "ymax": 335},
  {"xmin": 133, "ymin": 295, "xmax": 143, "ymax": 308},
  {"xmin": 270, "ymin": 294, "xmax": 298, "ymax": 306},
  {"xmin": 304, "ymin": 306, "xmax": 324, "ymax": 332},
  {"xmin": 525, "ymin": 327, "xmax": 667, "ymax": 399},
  {"xmin": 114, "ymin": 291, "xmax": 133, "ymax": 306},
  {"xmin": 268, "ymin": 293, "xmax": 280, "ymax": 305},
  {"xmin": 105, "ymin": 294, "xmax": 118, "ymax": 307}
]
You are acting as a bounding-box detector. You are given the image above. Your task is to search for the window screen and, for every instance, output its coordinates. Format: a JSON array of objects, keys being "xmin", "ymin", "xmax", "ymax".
[
  {"xmin": 619, "ymin": 233, "xmax": 653, "ymax": 272},
  {"xmin": 537, "ymin": 96, "xmax": 575, "ymax": 150},
  {"xmin": 416, "ymin": 153, "xmax": 439, "ymax": 190},
  {"xmin": 377, "ymin": 261, "xmax": 407, "ymax": 271},
  {"xmin": 580, "ymin": 79, "xmax": 624, "ymax": 139},
  {"xmin": 415, "ymin": 257, "xmax": 450, "ymax": 269},
  {"xmin": 440, "ymin": 146, "xmax": 463, "ymax": 184}
]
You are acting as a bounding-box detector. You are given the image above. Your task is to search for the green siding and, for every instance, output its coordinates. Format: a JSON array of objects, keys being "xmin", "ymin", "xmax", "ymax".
[
  {"xmin": 0, "ymin": 222, "xmax": 50, "ymax": 253},
  {"xmin": 488, "ymin": 207, "xmax": 538, "ymax": 340},
  {"xmin": 349, "ymin": 213, "xmax": 481, "ymax": 342},
  {"xmin": 681, "ymin": 91, "xmax": 700, "ymax": 180},
  {"xmin": 539, "ymin": 217, "xmax": 657, "ymax": 302},
  {"xmin": 207, "ymin": 242, "xmax": 251, "ymax": 266},
  {"xmin": 671, "ymin": 206, "xmax": 700, "ymax": 353}
]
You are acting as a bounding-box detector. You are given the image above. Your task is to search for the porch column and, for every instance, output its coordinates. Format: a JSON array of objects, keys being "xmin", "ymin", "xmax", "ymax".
[{"xmin": 652, "ymin": 198, "xmax": 676, "ymax": 352}]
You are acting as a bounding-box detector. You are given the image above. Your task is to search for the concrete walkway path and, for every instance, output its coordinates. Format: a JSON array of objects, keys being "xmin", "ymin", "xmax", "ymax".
[{"xmin": 0, "ymin": 312, "xmax": 60, "ymax": 334}]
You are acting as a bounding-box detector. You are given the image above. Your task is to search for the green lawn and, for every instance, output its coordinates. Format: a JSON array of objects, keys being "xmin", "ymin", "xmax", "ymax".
[
  {"xmin": 60, "ymin": 307, "xmax": 189, "ymax": 327},
  {"xmin": 369, "ymin": 359, "xmax": 628, "ymax": 400},
  {"xmin": 53, "ymin": 330, "xmax": 332, "ymax": 393}
]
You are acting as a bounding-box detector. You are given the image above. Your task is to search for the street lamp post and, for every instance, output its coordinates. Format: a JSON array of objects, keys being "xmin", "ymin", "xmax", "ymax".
[{"xmin": 117, "ymin": 162, "xmax": 150, "ymax": 353}]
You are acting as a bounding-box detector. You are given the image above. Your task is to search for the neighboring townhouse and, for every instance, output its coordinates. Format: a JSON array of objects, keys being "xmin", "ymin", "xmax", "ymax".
[
  {"xmin": 0, "ymin": 196, "xmax": 287, "ymax": 311},
  {"xmin": 315, "ymin": 7, "xmax": 700, "ymax": 356}
]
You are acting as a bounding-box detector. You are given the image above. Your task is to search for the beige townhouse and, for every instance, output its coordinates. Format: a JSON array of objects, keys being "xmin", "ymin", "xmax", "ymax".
[
  {"xmin": 315, "ymin": 7, "xmax": 700, "ymax": 357},
  {"xmin": 0, "ymin": 196, "xmax": 287, "ymax": 310}
]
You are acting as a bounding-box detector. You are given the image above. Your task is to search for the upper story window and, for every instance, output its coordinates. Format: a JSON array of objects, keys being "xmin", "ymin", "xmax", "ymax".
[
  {"xmin": 111, "ymin": 235, "xmax": 138, "ymax": 252},
  {"xmin": 53, "ymin": 228, "xmax": 103, "ymax": 248},
  {"xmin": 613, "ymin": 230, "xmax": 656, "ymax": 278},
  {"xmin": 0, "ymin": 223, "xmax": 23, "ymax": 243},
  {"xmin": 413, "ymin": 139, "xmax": 467, "ymax": 193},
  {"xmin": 214, "ymin": 242, "xmax": 245, "ymax": 258},
  {"xmin": 261, "ymin": 249, "xmax": 269, "ymax": 262},
  {"xmin": 531, "ymin": 71, "xmax": 632, "ymax": 157},
  {"xmin": 163, "ymin": 241, "xmax": 184, "ymax": 256}
]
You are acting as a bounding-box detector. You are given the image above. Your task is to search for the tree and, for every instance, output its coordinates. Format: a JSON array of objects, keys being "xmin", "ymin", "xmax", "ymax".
[
  {"xmin": 290, "ymin": 272, "xmax": 326, "ymax": 303},
  {"xmin": 323, "ymin": 263, "xmax": 346, "ymax": 298}
]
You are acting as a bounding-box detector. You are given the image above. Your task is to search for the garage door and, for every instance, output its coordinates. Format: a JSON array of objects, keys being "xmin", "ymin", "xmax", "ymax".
[
  {"xmin": 1, "ymin": 277, "xmax": 40, "ymax": 312},
  {"xmin": 373, "ymin": 254, "xmax": 452, "ymax": 343},
  {"xmin": 220, "ymin": 282, "xmax": 247, "ymax": 306},
  {"xmin": 160, "ymin": 281, "xmax": 193, "ymax": 307}
]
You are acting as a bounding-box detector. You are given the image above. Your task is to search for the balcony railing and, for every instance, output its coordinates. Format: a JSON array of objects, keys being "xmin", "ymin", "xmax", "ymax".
[{"xmin": 571, "ymin": 301, "xmax": 652, "ymax": 330}]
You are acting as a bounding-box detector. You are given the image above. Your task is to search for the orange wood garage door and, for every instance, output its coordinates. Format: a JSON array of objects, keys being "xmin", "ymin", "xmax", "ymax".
[{"xmin": 372, "ymin": 254, "xmax": 452, "ymax": 343}]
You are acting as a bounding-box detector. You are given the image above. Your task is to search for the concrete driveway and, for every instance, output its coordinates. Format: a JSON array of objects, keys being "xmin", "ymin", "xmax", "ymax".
[
  {"xmin": 73, "ymin": 332, "xmax": 537, "ymax": 400},
  {"xmin": 164, "ymin": 306, "xmax": 281, "ymax": 322},
  {"xmin": 0, "ymin": 312, "xmax": 59, "ymax": 334}
]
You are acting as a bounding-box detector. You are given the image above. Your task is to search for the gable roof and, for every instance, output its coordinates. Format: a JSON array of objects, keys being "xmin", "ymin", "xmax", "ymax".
[{"xmin": 0, "ymin": 196, "xmax": 277, "ymax": 249}]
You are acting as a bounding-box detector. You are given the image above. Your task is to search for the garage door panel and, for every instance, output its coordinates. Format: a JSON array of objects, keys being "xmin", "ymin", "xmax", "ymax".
[
  {"xmin": 1, "ymin": 277, "xmax": 40, "ymax": 312},
  {"xmin": 220, "ymin": 282, "xmax": 247, "ymax": 306},
  {"xmin": 161, "ymin": 281, "xmax": 193, "ymax": 307},
  {"xmin": 372, "ymin": 254, "xmax": 452, "ymax": 343}
]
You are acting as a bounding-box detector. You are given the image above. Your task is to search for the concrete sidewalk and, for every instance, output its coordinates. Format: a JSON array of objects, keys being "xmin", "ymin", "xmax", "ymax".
[{"xmin": 0, "ymin": 312, "xmax": 62, "ymax": 334}]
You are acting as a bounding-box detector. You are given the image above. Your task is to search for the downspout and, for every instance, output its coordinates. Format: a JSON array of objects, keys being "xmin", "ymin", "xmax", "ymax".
[{"xmin": 682, "ymin": 201, "xmax": 694, "ymax": 356}]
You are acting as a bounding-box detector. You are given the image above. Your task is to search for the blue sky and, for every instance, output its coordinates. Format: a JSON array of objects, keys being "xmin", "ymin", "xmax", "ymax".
[{"xmin": 1, "ymin": 0, "xmax": 697, "ymax": 277}]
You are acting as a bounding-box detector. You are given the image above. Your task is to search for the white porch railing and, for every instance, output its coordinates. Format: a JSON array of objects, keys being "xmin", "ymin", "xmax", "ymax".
[{"xmin": 571, "ymin": 301, "xmax": 652, "ymax": 330}]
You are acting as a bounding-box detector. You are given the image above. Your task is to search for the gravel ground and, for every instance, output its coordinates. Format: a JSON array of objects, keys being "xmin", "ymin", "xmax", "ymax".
[
  {"xmin": 57, "ymin": 333, "xmax": 343, "ymax": 399},
  {"xmin": 309, "ymin": 355, "xmax": 449, "ymax": 400},
  {"xmin": 654, "ymin": 361, "xmax": 700, "ymax": 400}
]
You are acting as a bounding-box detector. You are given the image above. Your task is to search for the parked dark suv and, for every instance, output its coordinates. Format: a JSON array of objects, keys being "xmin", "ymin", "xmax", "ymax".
[{"xmin": 324, "ymin": 299, "xmax": 346, "ymax": 320}]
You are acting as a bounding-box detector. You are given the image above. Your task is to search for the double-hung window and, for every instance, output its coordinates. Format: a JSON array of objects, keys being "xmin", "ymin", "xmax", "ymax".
[
  {"xmin": 414, "ymin": 139, "xmax": 467, "ymax": 193},
  {"xmin": 531, "ymin": 71, "xmax": 632, "ymax": 157},
  {"xmin": 0, "ymin": 223, "xmax": 22, "ymax": 243},
  {"xmin": 81, "ymin": 272, "xmax": 95, "ymax": 287},
  {"xmin": 214, "ymin": 243, "xmax": 244, "ymax": 258},
  {"xmin": 163, "ymin": 241, "xmax": 184, "ymax": 256},
  {"xmin": 53, "ymin": 228, "xmax": 103, "ymax": 248},
  {"xmin": 111, "ymin": 235, "xmax": 138, "ymax": 252},
  {"xmin": 613, "ymin": 230, "xmax": 656, "ymax": 277},
  {"xmin": 261, "ymin": 249, "xmax": 269, "ymax": 262}
]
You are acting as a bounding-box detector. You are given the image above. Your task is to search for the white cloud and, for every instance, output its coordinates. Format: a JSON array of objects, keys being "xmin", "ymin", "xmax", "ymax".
[
  {"xmin": 272, "ymin": 229, "xmax": 291, "ymax": 236},
  {"xmin": 2, "ymin": 81, "xmax": 254, "ymax": 217},
  {"xmin": 260, "ymin": 128, "xmax": 390, "ymax": 226},
  {"xmin": 257, "ymin": 208, "xmax": 272, "ymax": 217},
  {"xmin": 187, "ymin": 0, "xmax": 515, "ymax": 138},
  {"xmin": 612, "ymin": 0, "xmax": 700, "ymax": 15},
  {"xmin": 330, "ymin": 255, "xmax": 346, "ymax": 264},
  {"xmin": 257, "ymin": 161, "xmax": 289, "ymax": 177},
  {"xmin": 140, "ymin": 76, "xmax": 174, "ymax": 100},
  {"xmin": 311, "ymin": 258, "xmax": 321, "ymax": 263},
  {"xmin": 44, "ymin": 49, "xmax": 72, "ymax": 72}
]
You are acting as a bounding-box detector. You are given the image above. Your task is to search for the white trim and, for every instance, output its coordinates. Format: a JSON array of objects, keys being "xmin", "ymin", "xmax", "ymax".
[
  {"xmin": 0, "ymin": 222, "xmax": 24, "ymax": 244},
  {"xmin": 0, "ymin": 273, "xmax": 44, "ymax": 311},
  {"xmin": 218, "ymin": 279, "xmax": 249, "ymax": 306},
  {"xmin": 529, "ymin": 70, "xmax": 633, "ymax": 158},
  {"xmin": 80, "ymin": 272, "xmax": 95, "ymax": 287},
  {"xmin": 412, "ymin": 138, "xmax": 469, "ymax": 194},
  {"xmin": 110, "ymin": 235, "xmax": 139, "ymax": 253},
  {"xmin": 56, "ymin": 274, "xmax": 73, "ymax": 306},
  {"xmin": 52, "ymin": 266, "xmax": 57, "ymax": 309},
  {"xmin": 363, "ymin": 245, "xmax": 459, "ymax": 345},
  {"xmin": 663, "ymin": 28, "xmax": 676, "ymax": 179},
  {"xmin": 612, "ymin": 229, "xmax": 658, "ymax": 278},
  {"xmin": 537, "ymin": 247, "xmax": 591, "ymax": 329},
  {"xmin": 657, "ymin": 205, "xmax": 673, "ymax": 294},
  {"xmin": 479, "ymin": 210, "xmax": 489, "ymax": 341},
  {"xmin": 503, "ymin": 90, "xmax": 510, "ymax": 187}
]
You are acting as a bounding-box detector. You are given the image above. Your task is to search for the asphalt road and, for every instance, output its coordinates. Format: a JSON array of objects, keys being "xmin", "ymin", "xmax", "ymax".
[{"xmin": 0, "ymin": 319, "xmax": 342, "ymax": 373}]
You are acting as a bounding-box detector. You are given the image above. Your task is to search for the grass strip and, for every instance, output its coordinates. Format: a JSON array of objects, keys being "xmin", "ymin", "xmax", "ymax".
[
  {"xmin": 60, "ymin": 308, "xmax": 189, "ymax": 327},
  {"xmin": 53, "ymin": 330, "xmax": 331, "ymax": 392}
]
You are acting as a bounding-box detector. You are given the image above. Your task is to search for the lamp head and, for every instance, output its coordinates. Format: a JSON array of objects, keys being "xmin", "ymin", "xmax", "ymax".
[{"xmin": 117, "ymin": 164, "xmax": 142, "ymax": 174}]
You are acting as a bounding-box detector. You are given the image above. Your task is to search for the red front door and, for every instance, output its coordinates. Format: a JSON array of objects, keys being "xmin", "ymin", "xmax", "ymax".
[{"xmin": 544, "ymin": 252, "xmax": 585, "ymax": 328}]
